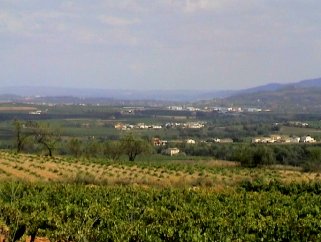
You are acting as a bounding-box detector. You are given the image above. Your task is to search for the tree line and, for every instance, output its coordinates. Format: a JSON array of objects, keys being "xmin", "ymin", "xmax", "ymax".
[
  {"xmin": 12, "ymin": 120, "xmax": 151, "ymax": 161},
  {"xmin": 11, "ymin": 120, "xmax": 321, "ymax": 171},
  {"xmin": 181, "ymin": 142, "xmax": 321, "ymax": 170}
]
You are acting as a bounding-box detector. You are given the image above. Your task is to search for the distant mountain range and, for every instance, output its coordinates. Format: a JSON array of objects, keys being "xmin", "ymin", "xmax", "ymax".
[
  {"xmin": 235, "ymin": 77, "xmax": 321, "ymax": 94},
  {"xmin": 0, "ymin": 86, "xmax": 234, "ymax": 102},
  {"xmin": 1, "ymin": 77, "xmax": 321, "ymax": 109},
  {"xmin": 223, "ymin": 77, "xmax": 321, "ymax": 112}
]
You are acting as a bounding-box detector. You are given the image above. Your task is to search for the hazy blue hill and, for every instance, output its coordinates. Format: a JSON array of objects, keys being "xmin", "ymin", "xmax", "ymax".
[
  {"xmin": 195, "ymin": 77, "xmax": 321, "ymax": 113},
  {"xmin": 0, "ymin": 86, "xmax": 235, "ymax": 101},
  {"xmin": 225, "ymin": 86, "xmax": 321, "ymax": 112},
  {"xmin": 232, "ymin": 77, "xmax": 321, "ymax": 96},
  {"xmin": 1, "ymin": 77, "xmax": 321, "ymax": 104},
  {"xmin": 293, "ymin": 77, "xmax": 321, "ymax": 88},
  {"xmin": 236, "ymin": 83, "xmax": 285, "ymax": 95},
  {"xmin": 0, "ymin": 94, "xmax": 22, "ymax": 102}
]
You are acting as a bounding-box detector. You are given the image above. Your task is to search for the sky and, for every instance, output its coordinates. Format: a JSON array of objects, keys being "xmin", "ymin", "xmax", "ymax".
[{"xmin": 0, "ymin": 0, "xmax": 320, "ymax": 90}]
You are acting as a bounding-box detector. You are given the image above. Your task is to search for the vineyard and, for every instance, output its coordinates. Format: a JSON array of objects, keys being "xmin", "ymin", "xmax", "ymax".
[
  {"xmin": 0, "ymin": 151, "xmax": 320, "ymax": 188},
  {"xmin": 1, "ymin": 151, "xmax": 321, "ymax": 241},
  {"xmin": 1, "ymin": 181, "xmax": 321, "ymax": 241}
]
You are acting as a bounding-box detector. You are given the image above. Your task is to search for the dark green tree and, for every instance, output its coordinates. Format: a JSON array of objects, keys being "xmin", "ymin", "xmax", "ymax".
[
  {"xmin": 103, "ymin": 141, "xmax": 122, "ymax": 160},
  {"xmin": 83, "ymin": 139, "xmax": 101, "ymax": 158},
  {"xmin": 251, "ymin": 145, "xmax": 275, "ymax": 167},
  {"xmin": 68, "ymin": 138, "xmax": 82, "ymax": 157},
  {"xmin": 120, "ymin": 133, "xmax": 151, "ymax": 161}
]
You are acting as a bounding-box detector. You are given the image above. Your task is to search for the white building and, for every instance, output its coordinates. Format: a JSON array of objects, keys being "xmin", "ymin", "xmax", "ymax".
[
  {"xmin": 165, "ymin": 148, "xmax": 180, "ymax": 156},
  {"xmin": 186, "ymin": 139, "xmax": 196, "ymax": 144},
  {"xmin": 300, "ymin": 136, "xmax": 316, "ymax": 143},
  {"xmin": 29, "ymin": 110, "xmax": 42, "ymax": 115},
  {"xmin": 284, "ymin": 137, "xmax": 300, "ymax": 143},
  {"xmin": 151, "ymin": 125, "xmax": 162, "ymax": 129}
]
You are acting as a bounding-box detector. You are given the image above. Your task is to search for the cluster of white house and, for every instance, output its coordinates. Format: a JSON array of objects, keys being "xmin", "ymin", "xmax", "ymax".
[
  {"xmin": 167, "ymin": 106, "xmax": 269, "ymax": 113},
  {"xmin": 211, "ymin": 107, "xmax": 243, "ymax": 113},
  {"xmin": 152, "ymin": 138, "xmax": 180, "ymax": 156},
  {"xmin": 153, "ymin": 134, "xmax": 318, "ymax": 157},
  {"xmin": 114, "ymin": 123, "xmax": 162, "ymax": 131},
  {"xmin": 286, "ymin": 121, "xmax": 309, "ymax": 127},
  {"xmin": 205, "ymin": 138, "xmax": 234, "ymax": 143},
  {"xmin": 115, "ymin": 122, "xmax": 205, "ymax": 131},
  {"xmin": 153, "ymin": 137, "xmax": 235, "ymax": 156},
  {"xmin": 184, "ymin": 122, "xmax": 205, "ymax": 129},
  {"xmin": 152, "ymin": 138, "xmax": 196, "ymax": 146},
  {"xmin": 152, "ymin": 138, "xmax": 194, "ymax": 157},
  {"xmin": 28, "ymin": 110, "xmax": 42, "ymax": 115},
  {"xmin": 252, "ymin": 135, "xmax": 317, "ymax": 144},
  {"xmin": 164, "ymin": 122, "xmax": 206, "ymax": 129},
  {"xmin": 168, "ymin": 106, "xmax": 201, "ymax": 111}
]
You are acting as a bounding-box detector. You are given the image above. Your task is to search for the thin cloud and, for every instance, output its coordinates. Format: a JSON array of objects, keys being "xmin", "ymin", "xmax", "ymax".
[
  {"xmin": 99, "ymin": 15, "xmax": 141, "ymax": 27},
  {"xmin": 0, "ymin": 11, "xmax": 24, "ymax": 33},
  {"xmin": 0, "ymin": 0, "xmax": 320, "ymax": 90},
  {"xmin": 182, "ymin": 0, "xmax": 234, "ymax": 13}
]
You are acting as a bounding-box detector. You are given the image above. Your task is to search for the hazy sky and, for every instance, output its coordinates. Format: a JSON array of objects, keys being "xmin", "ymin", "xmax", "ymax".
[{"xmin": 0, "ymin": 0, "xmax": 320, "ymax": 90}]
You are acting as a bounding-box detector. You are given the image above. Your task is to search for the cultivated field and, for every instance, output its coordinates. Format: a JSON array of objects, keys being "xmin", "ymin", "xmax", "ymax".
[
  {"xmin": 2, "ymin": 151, "xmax": 321, "ymax": 241},
  {"xmin": 0, "ymin": 151, "xmax": 320, "ymax": 190}
]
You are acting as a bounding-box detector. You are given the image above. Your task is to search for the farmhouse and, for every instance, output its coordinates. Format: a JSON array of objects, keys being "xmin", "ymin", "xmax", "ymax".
[
  {"xmin": 252, "ymin": 137, "xmax": 275, "ymax": 143},
  {"xmin": 29, "ymin": 110, "xmax": 42, "ymax": 115},
  {"xmin": 151, "ymin": 125, "xmax": 162, "ymax": 129},
  {"xmin": 114, "ymin": 123, "xmax": 124, "ymax": 130},
  {"xmin": 186, "ymin": 139, "xmax": 196, "ymax": 144},
  {"xmin": 284, "ymin": 137, "xmax": 300, "ymax": 143},
  {"xmin": 164, "ymin": 148, "xmax": 180, "ymax": 156},
  {"xmin": 300, "ymin": 135, "xmax": 316, "ymax": 143},
  {"xmin": 252, "ymin": 135, "xmax": 317, "ymax": 144},
  {"xmin": 252, "ymin": 138, "xmax": 261, "ymax": 143},
  {"xmin": 184, "ymin": 122, "xmax": 205, "ymax": 129},
  {"xmin": 152, "ymin": 138, "xmax": 168, "ymax": 146},
  {"xmin": 219, "ymin": 138, "xmax": 233, "ymax": 143},
  {"xmin": 137, "ymin": 123, "xmax": 149, "ymax": 129}
]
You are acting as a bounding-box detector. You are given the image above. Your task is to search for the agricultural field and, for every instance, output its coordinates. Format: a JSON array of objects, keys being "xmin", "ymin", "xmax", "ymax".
[
  {"xmin": 1, "ymin": 151, "xmax": 321, "ymax": 241},
  {"xmin": 1, "ymin": 103, "xmax": 321, "ymax": 145},
  {"xmin": 0, "ymin": 151, "xmax": 320, "ymax": 189},
  {"xmin": 1, "ymin": 105, "xmax": 321, "ymax": 241},
  {"xmin": 279, "ymin": 126, "xmax": 321, "ymax": 137}
]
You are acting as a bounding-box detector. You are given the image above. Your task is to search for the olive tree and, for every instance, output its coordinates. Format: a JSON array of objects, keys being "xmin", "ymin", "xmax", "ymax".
[
  {"xmin": 103, "ymin": 141, "xmax": 122, "ymax": 160},
  {"xmin": 120, "ymin": 133, "xmax": 151, "ymax": 161},
  {"xmin": 68, "ymin": 138, "xmax": 82, "ymax": 157}
]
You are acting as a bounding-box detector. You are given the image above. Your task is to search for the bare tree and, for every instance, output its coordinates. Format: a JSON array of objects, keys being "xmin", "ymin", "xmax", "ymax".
[
  {"xmin": 33, "ymin": 123, "xmax": 60, "ymax": 157},
  {"xmin": 13, "ymin": 120, "xmax": 32, "ymax": 153}
]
